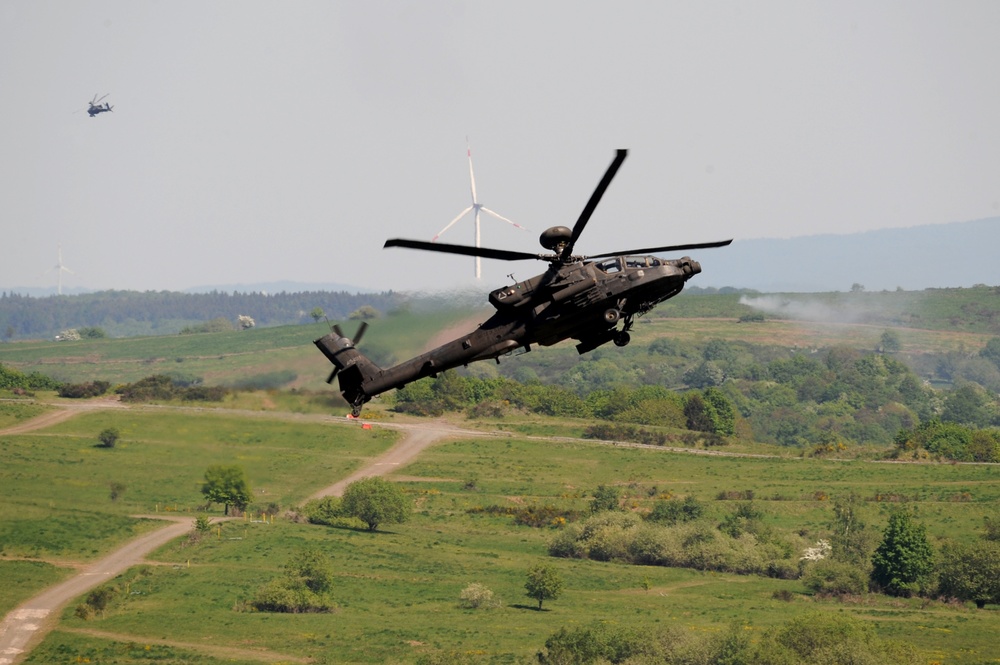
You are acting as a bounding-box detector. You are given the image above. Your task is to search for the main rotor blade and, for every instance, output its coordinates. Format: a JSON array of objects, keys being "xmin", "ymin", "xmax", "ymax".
[
  {"xmin": 584, "ymin": 238, "xmax": 733, "ymax": 260},
  {"xmin": 95, "ymin": 94, "xmax": 109, "ymax": 104},
  {"xmin": 384, "ymin": 238, "xmax": 541, "ymax": 261},
  {"xmin": 562, "ymin": 149, "xmax": 628, "ymax": 261}
]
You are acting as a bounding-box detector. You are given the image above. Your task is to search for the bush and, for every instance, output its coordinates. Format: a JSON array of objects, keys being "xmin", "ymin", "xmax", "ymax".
[
  {"xmin": 458, "ymin": 583, "xmax": 501, "ymax": 609},
  {"xmin": 803, "ymin": 559, "xmax": 869, "ymax": 596},
  {"xmin": 58, "ymin": 380, "xmax": 111, "ymax": 398},
  {"xmin": 302, "ymin": 496, "xmax": 344, "ymax": 526},
  {"xmin": 341, "ymin": 477, "xmax": 409, "ymax": 531},
  {"xmin": 97, "ymin": 427, "xmax": 120, "ymax": 448}
]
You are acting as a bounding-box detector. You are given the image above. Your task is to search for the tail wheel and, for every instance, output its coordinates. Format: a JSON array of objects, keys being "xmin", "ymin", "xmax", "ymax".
[
  {"xmin": 614, "ymin": 331, "xmax": 631, "ymax": 347},
  {"xmin": 604, "ymin": 308, "xmax": 621, "ymax": 324}
]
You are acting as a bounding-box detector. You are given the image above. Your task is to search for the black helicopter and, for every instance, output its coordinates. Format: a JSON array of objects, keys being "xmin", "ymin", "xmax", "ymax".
[
  {"xmin": 87, "ymin": 93, "xmax": 113, "ymax": 117},
  {"xmin": 316, "ymin": 149, "xmax": 732, "ymax": 416}
]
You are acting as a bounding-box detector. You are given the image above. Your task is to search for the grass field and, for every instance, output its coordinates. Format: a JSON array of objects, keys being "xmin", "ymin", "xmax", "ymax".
[{"xmin": 3, "ymin": 403, "xmax": 998, "ymax": 664}]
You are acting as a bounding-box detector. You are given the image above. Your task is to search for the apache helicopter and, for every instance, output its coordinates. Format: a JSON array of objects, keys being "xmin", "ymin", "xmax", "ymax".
[
  {"xmin": 86, "ymin": 93, "xmax": 113, "ymax": 117},
  {"xmin": 316, "ymin": 149, "xmax": 732, "ymax": 416}
]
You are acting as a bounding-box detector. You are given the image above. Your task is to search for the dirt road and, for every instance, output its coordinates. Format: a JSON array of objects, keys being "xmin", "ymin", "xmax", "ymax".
[
  {"xmin": 0, "ymin": 406, "xmax": 466, "ymax": 664},
  {"xmin": 0, "ymin": 517, "xmax": 194, "ymax": 665}
]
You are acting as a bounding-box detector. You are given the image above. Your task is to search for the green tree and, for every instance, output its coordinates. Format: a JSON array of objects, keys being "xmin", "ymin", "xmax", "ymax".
[
  {"xmin": 871, "ymin": 509, "xmax": 934, "ymax": 597},
  {"xmin": 702, "ymin": 387, "xmax": 735, "ymax": 436},
  {"xmin": 937, "ymin": 540, "xmax": 1000, "ymax": 608},
  {"xmin": 589, "ymin": 485, "xmax": 621, "ymax": 513},
  {"xmin": 525, "ymin": 563, "xmax": 563, "ymax": 610},
  {"xmin": 97, "ymin": 427, "xmax": 120, "ymax": 448},
  {"xmin": 201, "ymin": 465, "xmax": 252, "ymax": 516},
  {"xmin": 310, "ymin": 307, "xmax": 325, "ymax": 323},
  {"xmin": 980, "ymin": 337, "xmax": 1000, "ymax": 368},
  {"xmin": 879, "ymin": 329, "xmax": 902, "ymax": 353},
  {"xmin": 349, "ymin": 305, "xmax": 380, "ymax": 320},
  {"xmin": 829, "ymin": 492, "xmax": 880, "ymax": 567},
  {"xmin": 286, "ymin": 547, "xmax": 335, "ymax": 593},
  {"xmin": 941, "ymin": 384, "xmax": 992, "ymax": 427},
  {"xmin": 340, "ymin": 476, "xmax": 409, "ymax": 531}
]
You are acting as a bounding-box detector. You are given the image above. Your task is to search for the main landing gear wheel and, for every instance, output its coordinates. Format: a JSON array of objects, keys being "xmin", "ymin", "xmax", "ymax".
[
  {"xmin": 614, "ymin": 331, "xmax": 631, "ymax": 347},
  {"xmin": 604, "ymin": 308, "xmax": 621, "ymax": 324}
]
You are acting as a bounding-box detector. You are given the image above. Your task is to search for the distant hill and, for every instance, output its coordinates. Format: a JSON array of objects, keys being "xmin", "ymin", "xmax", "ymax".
[{"xmin": 696, "ymin": 217, "xmax": 999, "ymax": 292}]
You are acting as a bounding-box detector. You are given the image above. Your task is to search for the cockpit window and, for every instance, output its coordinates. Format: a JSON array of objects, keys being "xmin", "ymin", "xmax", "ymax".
[{"xmin": 595, "ymin": 258, "xmax": 622, "ymax": 273}]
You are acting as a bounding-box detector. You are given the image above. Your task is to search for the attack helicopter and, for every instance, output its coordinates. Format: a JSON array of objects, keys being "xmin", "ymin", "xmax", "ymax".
[
  {"xmin": 316, "ymin": 149, "xmax": 732, "ymax": 416},
  {"xmin": 86, "ymin": 93, "xmax": 113, "ymax": 117}
]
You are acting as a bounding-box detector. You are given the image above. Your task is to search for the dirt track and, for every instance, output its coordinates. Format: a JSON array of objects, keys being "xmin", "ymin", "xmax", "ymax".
[{"xmin": 0, "ymin": 405, "xmax": 466, "ymax": 665}]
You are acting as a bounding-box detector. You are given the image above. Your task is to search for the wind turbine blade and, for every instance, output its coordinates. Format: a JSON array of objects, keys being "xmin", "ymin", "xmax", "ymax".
[
  {"xmin": 466, "ymin": 138, "xmax": 478, "ymax": 205},
  {"xmin": 432, "ymin": 206, "xmax": 473, "ymax": 241},
  {"xmin": 480, "ymin": 207, "xmax": 529, "ymax": 231}
]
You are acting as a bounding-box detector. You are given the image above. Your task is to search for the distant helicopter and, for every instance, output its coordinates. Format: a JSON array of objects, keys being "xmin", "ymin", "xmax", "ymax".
[
  {"xmin": 316, "ymin": 149, "xmax": 732, "ymax": 416},
  {"xmin": 86, "ymin": 93, "xmax": 113, "ymax": 117}
]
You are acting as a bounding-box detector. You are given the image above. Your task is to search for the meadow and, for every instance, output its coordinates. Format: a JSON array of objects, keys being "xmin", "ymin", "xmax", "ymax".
[{"xmin": 2, "ymin": 404, "xmax": 998, "ymax": 664}]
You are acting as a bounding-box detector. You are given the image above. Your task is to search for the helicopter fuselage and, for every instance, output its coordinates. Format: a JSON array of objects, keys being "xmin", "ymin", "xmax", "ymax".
[
  {"xmin": 315, "ymin": 253, "xmax": 701, "ymax": 413},
  {"xmin": 315, "ymin": 148, "xmax": 730, "ymax": 416}
]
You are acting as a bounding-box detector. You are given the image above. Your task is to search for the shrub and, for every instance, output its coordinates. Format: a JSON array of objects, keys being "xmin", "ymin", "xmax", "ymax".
[
  {"xmin": 458, "ymin": 583, "xmax": 501, "ymax": 609},
  {"xmin": 803, "ymin": 559, "xmax": 869, "ymax": 596},
  {"xmin": 97, "ymin": 427, "xmax": 120, "ymax": 448}
]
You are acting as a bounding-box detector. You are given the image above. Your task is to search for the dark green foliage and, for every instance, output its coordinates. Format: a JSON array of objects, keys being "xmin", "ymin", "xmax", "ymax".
[
  {"xmin": 249, "ymin": 548, "xmax": 337, "ymax": 614},
  {"xmin": 981, "ymin": 336, "xmax": 1000, "ymax": 368},
  {"xmin": 340, "ymin": 476, "xmax": 409, "ymax": 531},
  {"xmin": 57, "ymin": 380, "xmax": 111, "ymax": 398},
  {"xmin": 97, "ymin": 427, "xmax": 120, "ymax": 448},
  {"xmin": 525, "ymin": 563, "xmax": 563, "ymax": 610},
  {"xmin": 803, "ymin": 559, "xmax": 869, "ymax": 596},
  {"xmin": 538, "ymin": 613, "xmax": 918, "ymax": 665},
  {"xmin": 116, "ymin": 375, "xmax": 228, "ymax": 403},
  {"xmin": 590, "ymin": 485, "xmax": 622, "ymax": 513},
  {"xmin": 77, "ymin": 326, "xmax": 107, "ymax": 339},
  {"xmin": 828, "ymin": 493, "xmax": 879, "ymax": 567},
  {"xmin": 582, "ymin": 422, "xmax": 668, "ymax": 446},
  {"xmin": 894, "ymin": 419, "xmax": 1000, "ymax": 462},
  {"xmin": 201, "ymin": 465, "xmax": 252, "ymax": 516},
  {"xmin": 718, "ymin": 501, "xmax": 769, "ymax": 539},
  {"xmin": 941, "ymin": 383, "xmax": 994, "ymax": 427},
  {"xmin": 302, "ymin": 496, "xmax": 344, "ymax": 526},
  {"xmin": 647, "ymin": 495, "xmax": 705, "ymax": 524},
  {"xmin": 871, "ymin": 509, "xmax": 934, "ymax": 597},
  {"xmin": 468, "ymin": 504, "xmax": 579, "ymax": 528},
  {"xmin": 937, "ymin": 540, "xmax": 1000, "ymax": 608},
  {"xmin": 0, "ymin": 363, "xmax": 61, "ymax": 390}
]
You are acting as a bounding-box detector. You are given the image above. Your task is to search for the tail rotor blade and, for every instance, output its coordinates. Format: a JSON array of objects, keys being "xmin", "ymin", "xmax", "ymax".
[
  {"xmin": 333, "ymin": 324, "xmax": 345, "ymax": 338},
  {"xmin": 353, "ymin": 321, "xmax": 368, "ymax": 346},
  {"xmin": 326, "ymin": 368, "xmax": 339, "ymax": 384}
]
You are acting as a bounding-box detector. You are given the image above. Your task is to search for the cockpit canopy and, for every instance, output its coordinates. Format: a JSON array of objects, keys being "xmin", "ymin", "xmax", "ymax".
[{"xmin": 594, "ymin": 256, "xmax": 666, "ymax": 273}]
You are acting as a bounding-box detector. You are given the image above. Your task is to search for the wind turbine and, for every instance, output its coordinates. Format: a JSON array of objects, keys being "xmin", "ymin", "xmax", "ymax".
[
  {"xmin": 50, "ymin": 246, "xmax": 73, "ymax": 295},
  {"xmin": 432, "ymin": 139, "xmax": 528, "ymax": 279}
]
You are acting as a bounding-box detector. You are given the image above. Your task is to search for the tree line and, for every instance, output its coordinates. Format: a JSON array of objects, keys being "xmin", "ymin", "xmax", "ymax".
[{"xmin": 0, "ymin": 289, "xmax": 403, "ymax": 340}]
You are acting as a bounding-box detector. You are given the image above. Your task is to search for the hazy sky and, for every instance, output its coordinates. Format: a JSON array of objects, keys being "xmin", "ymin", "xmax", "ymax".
[{"xmin": 3, "ymin": 1, "xmax": 998, "ymax": 294}]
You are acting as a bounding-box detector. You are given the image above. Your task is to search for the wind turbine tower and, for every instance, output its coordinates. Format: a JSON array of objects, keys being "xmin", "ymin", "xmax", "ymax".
[
  {"xmin": 51, "ymin": 246, "xmax": 73, "ymax": 295},
  {"xmin": 432, "ymin": 139, "xmax": 528, "ymax": 279}
]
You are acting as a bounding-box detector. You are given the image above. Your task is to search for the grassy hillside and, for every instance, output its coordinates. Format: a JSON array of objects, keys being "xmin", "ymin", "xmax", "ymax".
[
  {"xmin": 1, "ymin": 287, "xmax": 996, "ymax": 392},
  {"xmin": 0, "ymin": 405, "xmax": 997, "ymax": 663}
]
